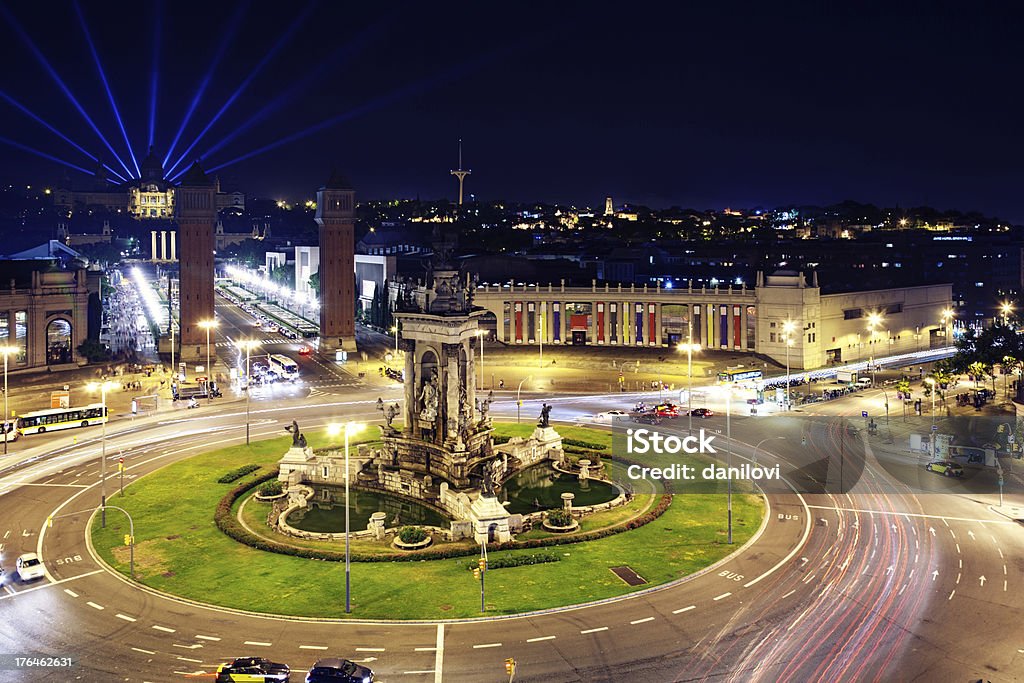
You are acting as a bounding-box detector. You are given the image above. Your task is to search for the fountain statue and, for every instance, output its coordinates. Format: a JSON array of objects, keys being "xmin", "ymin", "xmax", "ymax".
[{"xmin": 285, "ymin": 420, "xmax": 307, "ymax": 449}]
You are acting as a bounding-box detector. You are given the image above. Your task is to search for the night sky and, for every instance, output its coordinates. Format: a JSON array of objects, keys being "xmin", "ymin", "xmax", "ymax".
[{"xmin": 2, "ymin": 1, "xmax": 1023, "ymax": 219}]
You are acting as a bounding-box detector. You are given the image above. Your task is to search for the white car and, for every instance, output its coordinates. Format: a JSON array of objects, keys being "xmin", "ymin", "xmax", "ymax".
[
  {"xmin": 593, "ymin": 410, "xmax": 629, "ymax": 423},
  {"xmin": 16, "ymin": 553, "xmax": 45, "ymax": 582}
]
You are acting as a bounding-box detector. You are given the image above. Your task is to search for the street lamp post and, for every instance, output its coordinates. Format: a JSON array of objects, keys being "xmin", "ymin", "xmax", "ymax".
[
  {"xmin": 329, "ymin": 421, "xmax": 365, "ymax": 614},
  {"xmin": 726, "ymin": 388, "xmax": 732, "ymax": 544},
  {"xmin": 782, "ymin": 320, "xmax": 797, "ymax": 410},
  {"xmin": 1001, "ymin": 301, "xmax": 1014, "ymax": 326},
  {"xmin": 516, "ymin": 376, "xmax": 532, "ymax": 423},
  {"xmin": 866, "ymin": 313, "xmax": 883, "ymax": 387},
  {"xmin": 0, "ymin": 346, "xmax": 18, "ymax": 455},
  {"xmin": 924, "ymin": 377, "xmax": 937, "ymax": 457},
  {"xmin": 87, "ymin": 380, "xmax": 117, "ymax": 527},
  {"xmin": 941, "ymin": 308, "xmax": 954, "ymax": 346},
  {"xmin": 677, "ymin": 335, "xmax": 700, "ymax": 435},
  {"xmin": 391, "ymin": 325, "xmax": 399, "ymax": 355},
  {"xmin": 236, "ymin": 340, "xmax": 259, "ymax": 444},
  {"xmin": 198, "ymin": 319, "xmax": 218, "ymax": 402}
]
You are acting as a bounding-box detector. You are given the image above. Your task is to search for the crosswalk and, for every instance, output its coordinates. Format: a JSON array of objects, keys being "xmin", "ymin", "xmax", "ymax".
[{"xmin": 216, "ymin": 338, "xmax": 293, "ymax": 347}]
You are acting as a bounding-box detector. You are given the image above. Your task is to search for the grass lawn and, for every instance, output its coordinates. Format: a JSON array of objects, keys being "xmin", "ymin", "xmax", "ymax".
[{"xmin": 91, "ymin": 424, "xmax": 764, "ymax": 620}]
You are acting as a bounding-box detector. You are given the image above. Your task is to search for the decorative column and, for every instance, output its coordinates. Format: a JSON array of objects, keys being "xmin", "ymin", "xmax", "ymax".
[
  {"xmin": 402, "ymin": 339, "xmax": 416, "ymax": 435},
  {"xmin": 159, "ymin": 230, "xmax": 167, "ymax": 261},
  {"xmin": 150, "ymin": 231, "xmax": 157, "ymax": 261},
  {"xmin": 169, "ymin": 230, "xmax": 177, "ymax": 261},
  {"xmin": 444, "ymin": 343, "xmax": 460, "ymax": 443}
]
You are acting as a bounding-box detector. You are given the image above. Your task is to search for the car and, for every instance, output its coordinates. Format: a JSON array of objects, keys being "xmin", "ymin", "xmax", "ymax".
[
  {"xmin": 689, "ymin": 408, "xmax": 714, "ymax": 418},
  {"xmin": 925, "ymin": 461, "xmax": 964, "ymax": 477},
  {"xmin": 654, "ymin": 403, "xmax": 679, "ymax": 418},
  {"xmin": 0, "ymin": 566, "xmax": 6, "ymax": 585},
  {"xmin": 632, "ymin": 412, "xmax": 662, "ymax": 425},
  {"xmin": 15, "ymin": 553, "xmax": 45, "ymax": 582},
  {"xmin": 304, "ymin": 657, "xmax": 375, "ymax": 683},
  {"xmin": 297, "ymin": 345, "xmax": 312, "ymax": 356},
  {"xmin": 593, "ymin": 409, "xmax": 629, "ymax": 422},
  {"xmin": 214, "ymin": 656, "xmax": 291, "ymax": 682},
  {"xmin": 981, "ymin": 442, "xmax": 1002, "ymax": 451}
]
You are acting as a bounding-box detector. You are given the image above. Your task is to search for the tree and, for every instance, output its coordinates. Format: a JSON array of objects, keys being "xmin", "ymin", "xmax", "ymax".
[
  {"xmin": 308, "ymin": 268, "xmax": 320, "ymax": 298},
  {"xmin": 77, "ymin": 338, "xmax": 111, "ymax": 363}
]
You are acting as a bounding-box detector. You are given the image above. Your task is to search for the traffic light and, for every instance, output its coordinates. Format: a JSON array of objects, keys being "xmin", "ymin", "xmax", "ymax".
[
  {"xmin": 473, "ymin": 568, "xmax": 481, "ymax": 580},
  {"xmin": 123, "ymin": 534, "xmax": 133, "ymax": 546},
  {"xmin": 505, "ymin": 658, "xmax": 516, "ymax": 676},
  {"xmin": 478, "ymin": 558, "xmax": 487, "ymax": 572},
  {"xmin": 46, "ymin": 516, "xmax": 53, "ymax": 528}
]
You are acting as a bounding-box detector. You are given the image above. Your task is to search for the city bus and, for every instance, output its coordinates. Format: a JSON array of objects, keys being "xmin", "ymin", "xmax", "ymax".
[
  {"xmin": 17, "ymin": 404, "xmax": 108, "ymax": 435},
  {"xmin": 268, "ymin": 354, "xmax": 300, "ymax": 381},
  {"xmin": 717, "ymin": 369, "xmax": 763, "ymax": 383}
]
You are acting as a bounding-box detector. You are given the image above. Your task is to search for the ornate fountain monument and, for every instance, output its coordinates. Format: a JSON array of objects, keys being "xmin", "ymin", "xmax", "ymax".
[{"xmin": 278, "ymin": 230, "xmax": 582, "ymax": 544}]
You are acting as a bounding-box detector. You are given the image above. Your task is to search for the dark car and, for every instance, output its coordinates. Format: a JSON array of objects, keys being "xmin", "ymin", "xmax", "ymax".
[
  {"xmin": 689, "ymin": 408, "xmax": 715, "ymax": 418},
  {"xmin": 305, "ymin": 657, "xmax": 374, "ymax": 683},
  {"xmin": 214, "ymin": 656, "xmax": 291, "ymax": 682},
  {"xmin": 632, "ymin": 412, "xmax": 662, "ymax": 425}
]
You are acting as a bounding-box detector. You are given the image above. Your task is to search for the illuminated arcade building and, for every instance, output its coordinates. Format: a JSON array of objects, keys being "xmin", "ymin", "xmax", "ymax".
[{"xmin": 127, "ymin": 148, "xmax": 175, "ymax": 219}]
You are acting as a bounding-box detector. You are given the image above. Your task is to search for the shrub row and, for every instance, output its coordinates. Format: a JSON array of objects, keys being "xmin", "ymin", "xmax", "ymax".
[
  {"xmin": 217, "ymin": 464, "xmax": 261, "ymax": 483},
  {"xmin": 466, "ymin": 552, "xmax": 561, "ymax": 571},
  {"xmin": 561, "ymin": 437, "xmax": 609, "ymax": 451},
  {"xmin": 215, "ymin": 478, "xmax": 674, "ymax": 563}
]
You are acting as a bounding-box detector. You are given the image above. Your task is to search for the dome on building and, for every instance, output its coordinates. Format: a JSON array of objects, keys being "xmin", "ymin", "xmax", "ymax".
[{"xmin": 139, "ymin": 147, "xmax": 165, "ymax": 182}]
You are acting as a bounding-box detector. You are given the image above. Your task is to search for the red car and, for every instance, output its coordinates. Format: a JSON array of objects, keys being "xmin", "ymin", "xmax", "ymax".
[
  {"xmin": 297, "ymin": 345, "xmax": 312, "ymax": 356},
  {"xmin": 689, "ymin": 408, "xmax": 714, "ymax": 418},
  {"xmin": 654, "ymin": 403, "xmax": 680, "ymax": 418}
]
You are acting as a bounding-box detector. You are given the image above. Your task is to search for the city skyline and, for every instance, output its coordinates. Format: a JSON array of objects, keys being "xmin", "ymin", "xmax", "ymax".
[{"xmin": 2, "ymin": 3, "xmax": 1024, "ymax": 219}]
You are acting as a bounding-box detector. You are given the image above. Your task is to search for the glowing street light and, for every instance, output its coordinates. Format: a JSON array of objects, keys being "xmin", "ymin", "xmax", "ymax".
[
  {"xmin": 87, "ymin": 380, "xmax": 118, "ymax": 527},
  {"xmin": 327, "ymin": 420, "xmax": 365, "ymax": 614},
  {"xmin": 941, "ymin": 308, "xmax": 955, "ymax": 344},
  {"xmin": 782, "ymin": 320, "xmax": 797, "ymax": 409},
  {"xmin": 197, "ymin": 319, "xmax": 218, "ymax": 401},
  {"xmin": 0, "ymin": 345, "xmax": 19, "ymax": 455},
  {"xmin": 390, "ymin": 325, "xmax": 399, "ymax": 355},
  {"xmin": 1001, "ymin": 301, "xmax": 1014, "ymax": 326}
]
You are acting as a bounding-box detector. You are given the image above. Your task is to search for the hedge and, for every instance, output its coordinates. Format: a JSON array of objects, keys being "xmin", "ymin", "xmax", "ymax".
[
  {"xmin": 398, "ymin": 526, "xmax": 428, "ymax": 544},
  {"xmin": 561, "ymin": 437, "xmax": 609, "ymax": 451},
  {"xmin": 215, "ymin": 478, "xmax": 675, "ymax": 563},
  {"xmin": 546, "ymin": 509, "xmax": 573, "ymax": 526},
  {"xmin": 258, "ymin": 480, "xmax": 283, "ymax": 496},
  {"xmin": 217, "ymin": 464, "xmax": 261, "ymax": 483},
  {"xmin": 465, "ymin": 552, "xmax": 561, "ymax": 571}
]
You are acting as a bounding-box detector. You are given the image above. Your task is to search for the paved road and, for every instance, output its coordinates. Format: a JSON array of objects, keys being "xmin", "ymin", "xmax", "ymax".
[{"xmin": 0, "ymin": 384, "xmax": 1020, "ymax": 681}]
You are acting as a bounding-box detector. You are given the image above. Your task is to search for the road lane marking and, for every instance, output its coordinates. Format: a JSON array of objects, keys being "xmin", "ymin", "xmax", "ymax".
[
  {"xmin": 434, "ymin": 624, "xmax": 444, "ymax": 683},
  {"xmin": 781, "ymin": 589, "xmax": 796, "ymax": 599},
  {"xmin": 956, "ymin": 544, "xmax": 961, "ymax": 554},
  {"xmin": 948, "ymin": 590, "xmax": 956, "ymax": 600},
  {"xmin": 176, "ymin": 657, "xmax": 202, "ymax": 664},
  {"xmin": 63, "ymin": 589, "xmax": 78, "ymax": 598},
  {"xmin": 300, "ymin": 645, "xmax": 328, "ymax": 650},
  {"xmin": 153, "ymin": 625, "xmax": 176, "ymax": 633},
  {"xmin": 806, "ymin": 506, "xmax": 1015, "ymax": 525},
  {"xmin": 631, "ymin": 617, "xmax": 655, "ymax": 624},
  {"xmin": 581, "ymin": 627, "xmax": 608, "ymax": 634},
  {"xmin": 0, "ymin": 569, "xmax": 103, "ymax": 602},
  {"xmin": 473, "ymin": 642, "xmax": 502, "ymax": 649},
  {"xmin": 86, "ymin": 601, "xmax": 104, "ymax": 610},
  {"xmin": 243, "ymin": 641, "xmax": 271, "ymax": 647},
  {"xmin": 713, "ymin": 592, "xmax": 732, "ymax": 601},
  {"xmin": 131, "ymin": 647, "xmax": 156, "ymax": 655},
  {"xmin": 673, "ymin": 605, "xmax": 696, "ymax": 614},
  {"xmin": 115, "ymin": 613, "xmax": 136, "ymax": 622},
  {"xmin": 526, "ymin": 636, "xmax": 556, "ymax": 643},
  {"xmin": 195, "ymin": 635, "xmax": 220, "ymax": 641},
  {"xmin": 414, "ymin": 647, "xmax": 436, "ymax": 652},
  {"xmin": 356, "ymin": 647, "xmax": 385, "ymax": 652},
  {"xmin": 405, "ymin": 670, "xmax": 436, "ymax": 675},
  {"xmin": 957, "ymin": 573, "xmax": 961, "ymax": 584}
]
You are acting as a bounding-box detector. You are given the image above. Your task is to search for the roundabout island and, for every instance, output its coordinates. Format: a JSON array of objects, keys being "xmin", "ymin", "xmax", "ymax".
[{"xmin": 88, "ymin": 420, "xmax": 765, "ymax": 620}]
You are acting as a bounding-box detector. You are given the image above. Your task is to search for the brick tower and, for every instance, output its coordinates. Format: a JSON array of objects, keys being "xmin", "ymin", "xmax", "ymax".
[
  {"xmin": 176, "ymin": 161, "xmax": 217, "ymax": 360},
  {"xmin": 315, "ymin": 171, "xmax": 357, "ymax": 354}
]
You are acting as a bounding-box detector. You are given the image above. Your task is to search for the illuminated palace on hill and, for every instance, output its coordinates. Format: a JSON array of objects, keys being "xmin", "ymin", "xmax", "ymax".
[{"xmin": 52, "ymin": 148, "xmax": 244, "ymax": 219}]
